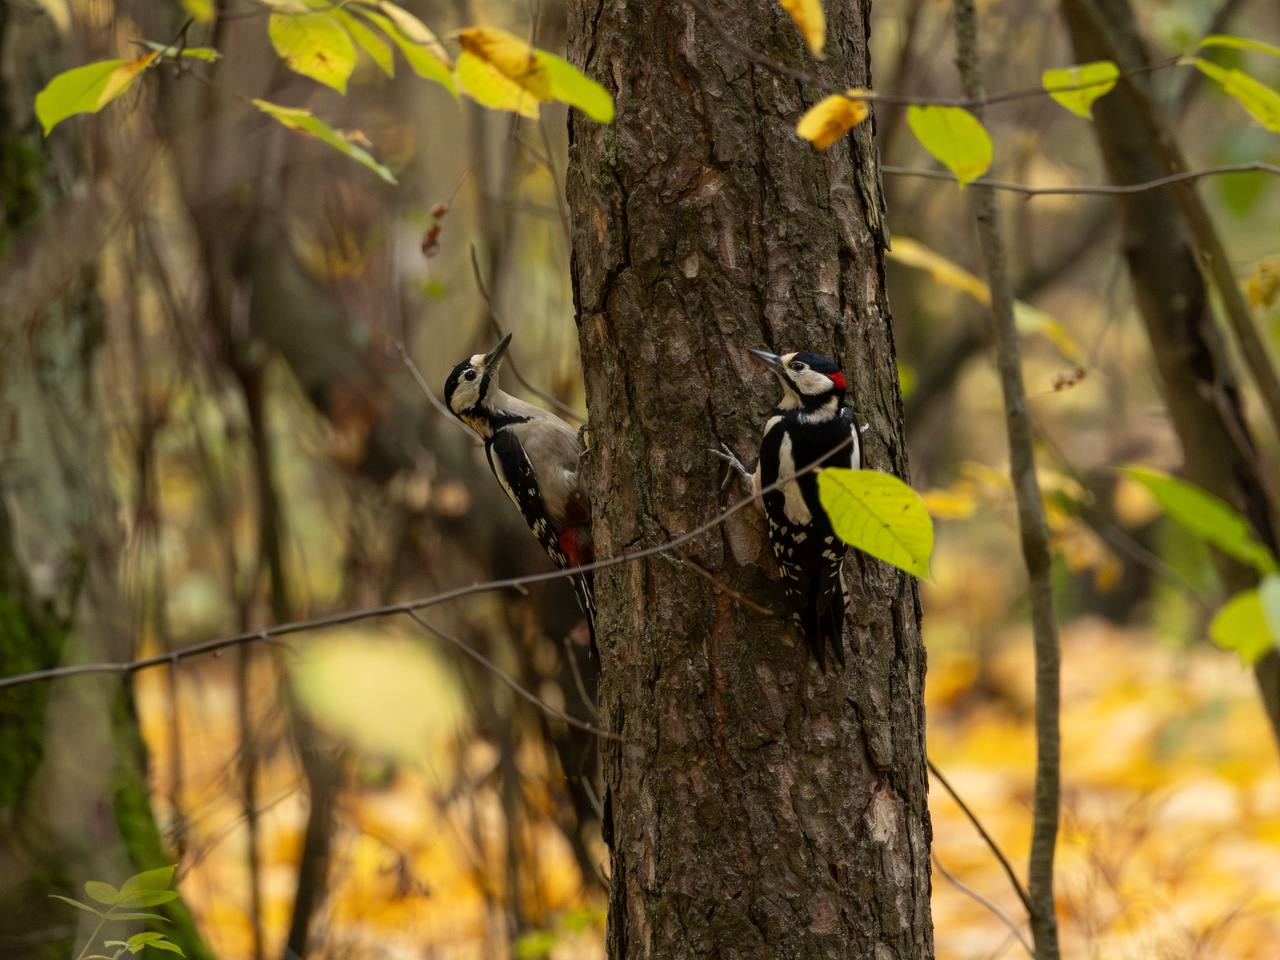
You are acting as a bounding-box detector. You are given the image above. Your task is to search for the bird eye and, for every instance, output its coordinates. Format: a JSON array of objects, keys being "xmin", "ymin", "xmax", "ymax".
[
  {"xmin": 789, "ymin": 361, "xmax": 805, "ymax": 372},
  {"xmin": 464, "ymin": 370, "xmax": 477, "ymax": 381}
]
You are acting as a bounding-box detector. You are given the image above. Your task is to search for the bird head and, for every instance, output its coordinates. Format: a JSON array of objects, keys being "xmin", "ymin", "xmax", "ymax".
[
  {"xmin": 749, "ymin": 348, "xmax": 847, "ymax": 411},
  {"xmin": 444, "ymin": 334, "xmax": 511, "ymax": 422}
]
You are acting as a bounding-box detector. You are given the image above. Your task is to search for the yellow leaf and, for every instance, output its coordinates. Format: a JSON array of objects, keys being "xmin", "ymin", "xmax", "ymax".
[
  {"xmin": 888, "ymin": 237, "xmax": 1086, "ymax": 363},
  {"xmin": 1041, "ymin": 61, "xmax": 1119, "ymax": 119},
  {"xmin": 818, "ymin": 468, "xmax": 935, "ymax": 580},
  {"xmin": 99, "ymin": 52, "xmax": 158, "ymax": 105},
  {"xmin": 252, "ymin": 98, "xmax": 397, "ymax": 183},
  {"xmin": 906, "ymin": 105, "xmax": 993, "ymax": 185},
  {"xmin": 454, "ymin": 50, "xmax": 541, "ymax": 119},
  {"xmin": 1193, "ymin": 58, "xmax": 1280, "ymax": 132},
  {"xmin": 921, "ymin": 483, "xmax": 979, "ymax": 520},
  {"xmin": 268, "ymin": 10, "xmax": 357, "ymax": 93},
  {"xmin": 34, "ymin": 53, "xmax": 157, "ymax": 136},
  {"xmin": 453, "ymin": 26, "xmax": 613, "ymax": 122},
  {"xmin": 796, "ymin": 91, "xmax": 869, "ymax": 149},
  {"xmin": 336, "ymin": 9, "xmax": 395, "ymax": 77},
  {"xmin": 1244, "ymin": 255, "xmax": 1280, "ymax": 310},
  {"xmin": 358, "ymin": 2, "xmax": 455, "ymax": 93},
  {"xmin": 457, "ymin": 26, "xmax": 548, "ymax": 95},
  {"xmin": 777, "ymin": 0, "xmax": 825, "ymax": 57}
]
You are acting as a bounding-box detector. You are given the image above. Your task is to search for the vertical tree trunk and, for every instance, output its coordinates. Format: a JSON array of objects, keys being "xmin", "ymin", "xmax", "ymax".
[
  {"xmin": 564, "ymin": 1, "xmax": 934, "ymax": 955},
  {"xmin": 1060, "ymin": 0, "xmax": 1280, "ymax": 743}
]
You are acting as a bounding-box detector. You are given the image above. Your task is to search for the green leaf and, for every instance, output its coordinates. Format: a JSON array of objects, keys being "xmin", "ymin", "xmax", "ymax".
[
  {"xmin": 84, "ymin": 881, "xmax": 124, "ymax": 906},
  {"xmin": 335, "ymin": 10, "xmax": 394, "ymax": 77},
  {"xmin": 356, "ymin": 3, "xmax": 456, "ymax": 93},
  {"xmin": 252, "ymin": 99, "xmax": 396, "ymax": 184},
  {"xmin": 1124, "ymin": 466, "xmax": 1278, "ymax": 574},
  {"xmin": 116, "ymin": 891, "xmax": 179, "ymax": 908},
  {"xmin": 1210, "ymin": 588, "xmax": 1277, "ymax": 663},
  {"xmin": 124, "ymin": 933, "xmax": 182, "ymax": 956},
  {"xmin": 1192, "ymin": 59, "xmax": 1280, "ymax": 132},
  {"xmin": 48, "ymin": 894, "xmax": 103, "ymax": 916},
  {"xmin": 905, "ymin": 105, "xmax": 992, "ymax": 185},
  {"xmin": 268, "ymin": 11, "xmax": 357, "ymax": 93},
  {"xmin": 817, "ymin": 468, "xmax": 935, "ymax": 579},
  {"xmin": 1197, "ymin": 34, "xmax": 1280, "ymax": 59},
  {"xmin": 34, "ymin": 53, "xmax": 157, "ymax": 136},
  {"xmin": 145, "ymin": 942, "xmax": 185, "ymax": 957},
  {"xmin": 536, "ymin": 50, "xmax": 614, "ymax": 122},
  {"xmin": 1041, "ymin": 60, "xmax": 1119, "ymax": 119},
  {"xmin": 121, "ymin": 866, "xmax": 175, "ymax": 893}
]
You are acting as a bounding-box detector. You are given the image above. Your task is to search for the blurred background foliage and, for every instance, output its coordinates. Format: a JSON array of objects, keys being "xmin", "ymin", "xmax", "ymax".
[{"xmin": 1, "ymin": 0, "xmax": 1278, "ymax": 957}]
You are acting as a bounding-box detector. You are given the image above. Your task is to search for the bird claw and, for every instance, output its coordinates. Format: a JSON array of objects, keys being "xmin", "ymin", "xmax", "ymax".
[{"xmin": 710, "ymin": 442, "xmax": 751, "ymax": 493}]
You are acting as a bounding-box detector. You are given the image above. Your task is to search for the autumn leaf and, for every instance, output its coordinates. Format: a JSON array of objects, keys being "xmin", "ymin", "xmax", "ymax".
[
  {"xmin": 796, "ymin": 91, "xmax": 869, "ymax": 149},
  {"xmin": 268, "ymin": 10, "xmax": 357, "ymax": 93},
  {"xmin": 34, "ymin": 52, "xmax": 158, "ymax": 135},
  {"xmin": 777, "ymin": 0, "xmax": 825, "ymax": 58},
  {"xmin": 454, "ymin": 26, "xmax": 613, "ymax": 122},
  {"xmin": 906, "ymin": 105, "xmax": 993, "ymax": 185},
  {"xmin": 1042, "ymin": 60, "xmax": 1119, "ymax": 119}
]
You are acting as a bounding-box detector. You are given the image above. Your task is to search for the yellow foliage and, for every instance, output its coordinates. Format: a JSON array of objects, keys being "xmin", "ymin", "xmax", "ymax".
[
  {"xmin": 1245, "ymin": 255, "xmax": 1280, "ymax": 310},
  {"xmin": 777, "ymin": 0, "xmax": 826, "ymax": 57},
  {"xmin": 795, "ymin": 92, "xmax": 870, "ymax": 149}
]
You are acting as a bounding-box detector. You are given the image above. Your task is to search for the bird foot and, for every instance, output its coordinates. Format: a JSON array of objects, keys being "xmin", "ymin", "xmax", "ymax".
[{"xmin": 710, "ymin": 442, "xmax": 753, "ymax": 494}]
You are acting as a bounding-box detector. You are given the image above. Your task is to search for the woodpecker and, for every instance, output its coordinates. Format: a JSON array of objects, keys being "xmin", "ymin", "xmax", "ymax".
[
  {"xmin": 443, "ymin": 335, "xmax": 596, "ymax": 652},
  {"xmin": 716, "ymin": 348, "xmax": 861, "ymax": 670}
]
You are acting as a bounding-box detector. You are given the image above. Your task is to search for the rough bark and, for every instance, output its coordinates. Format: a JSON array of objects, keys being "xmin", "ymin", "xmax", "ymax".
[
  {"xmin": 1060, "ymin": 0, "xmax": 1280, "ymax": 744},
  {"xmin": 565, "ymin": 1, "xmax": 933, "ymax": 956}
]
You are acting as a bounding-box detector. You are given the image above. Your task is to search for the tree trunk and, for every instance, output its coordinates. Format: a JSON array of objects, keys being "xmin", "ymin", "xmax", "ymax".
[
  {"xmin": 564, "ymin": 1, "xmax": 934, "ymax": 955},
  {"xmin": 1060, "ymin": 0, "xmax": 1280, "ymax": 744}
]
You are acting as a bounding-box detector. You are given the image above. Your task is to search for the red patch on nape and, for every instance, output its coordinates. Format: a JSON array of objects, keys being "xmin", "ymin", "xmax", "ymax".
[{"xmin": 828, "ymin": 371, "xmax": 847, "ymax": 390}]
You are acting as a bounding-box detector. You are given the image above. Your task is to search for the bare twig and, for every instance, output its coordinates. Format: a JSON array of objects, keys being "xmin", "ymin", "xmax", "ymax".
[
  {"xmin": 927, "ymin": 759, "xmax": 1032, "ymax": 914},
  {"xmin": 933, "ymin": 855, "xmax": 1036, "ymax": 959},
  {"xmin": 882, "ymin": 161, "xmax": 1280, "ymax": 197},
  {"xmin": 0, "ymin": 438, "xmax": 852, "ymax": 692},
  {"xmin": 954, "ymin": 2, "xmax": 1062, "ymax": 957},
  {"xmin": 403, "ymin": 610, "xmax": 616, "ymax": 739}
]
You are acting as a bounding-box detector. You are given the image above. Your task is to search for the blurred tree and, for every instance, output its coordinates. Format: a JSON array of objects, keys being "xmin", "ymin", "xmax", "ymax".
[
  {"xmin": 0, "ymin": 12, "xmax": 211, "ymax": 960},
  {"xmin": 566, "ymin": 0, "xmax": 934, "ymax": 956}
]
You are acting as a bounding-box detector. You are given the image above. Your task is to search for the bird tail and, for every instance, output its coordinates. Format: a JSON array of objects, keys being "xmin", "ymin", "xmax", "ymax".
[
  {"xmin": 571, "ymin": 571, "xmax": 598, "ymax": 661},
  {"xmin": 801, "ymin": 580, "xmax": 846, "ymax": 672}
]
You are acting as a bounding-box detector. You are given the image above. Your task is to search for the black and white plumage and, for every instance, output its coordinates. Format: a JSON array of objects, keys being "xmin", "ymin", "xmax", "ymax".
[
  {"xmin": 717, "ymin": 348, "xmax": 861, "ymax": 670},
  {"xmin": 443, "ymin": 335, "xmax": 596, "ymax": 652}
]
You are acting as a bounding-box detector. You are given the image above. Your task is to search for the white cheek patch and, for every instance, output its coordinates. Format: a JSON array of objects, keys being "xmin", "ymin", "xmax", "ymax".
[{"xmin": 797, "ymin": 370, "xmax": 833, "ymax": 395}]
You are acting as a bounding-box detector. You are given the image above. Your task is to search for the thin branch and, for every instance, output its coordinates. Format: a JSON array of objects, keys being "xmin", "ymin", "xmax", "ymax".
[
  {"xmin": 0, "ymin": 438, "xmax": 852, "ymax": 691},
  {"xmin": 954, "ymin": 1, "xmax": 1063, "ymax": 957},
  {"xmin": 561, "ymin": 635, "xmax": 598, "ymax": 718},
  {"xmin": 928, "ymin": 759, "xmax": 1033, "ymax": 915},
  {"xmin": 933, "ymin": 854, "xmax": 1036, "ymax": 959},
  {"xmin": 402, "ymin": 610, "xmax": 616, "ymax": 739},
  {"xmin": 468, "ymin": 246, "xmax": 585, "ymax": 424},
  {"xmin": 668, "ymin": 550, "xmax": 776, "ymax": 616},
  {"xmin": 882, "ymin": 161, "xmax": 1280, "ymax": 197},
  {"xmin": 394, "ymin": 340, "xmax": 480, "ymax": 443}
]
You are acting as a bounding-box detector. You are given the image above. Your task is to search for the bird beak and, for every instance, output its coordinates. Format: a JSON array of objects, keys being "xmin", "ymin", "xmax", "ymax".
[
  {"xmin": 483, "ymin": 333, "xmax": 513, "ymax": 368},
  {"xmin": 748, "ymin": 348, "xmax": 784, "ymax": 372}
]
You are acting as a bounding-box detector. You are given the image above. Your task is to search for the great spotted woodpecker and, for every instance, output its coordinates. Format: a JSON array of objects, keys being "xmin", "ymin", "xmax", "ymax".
[
  {"xmin": 444, "ymin": 335, "xmax": 596, "ymax": 652},
  {"xmin": 716, "ymin": 348, "xmax": 861, "ymax": 670}
]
